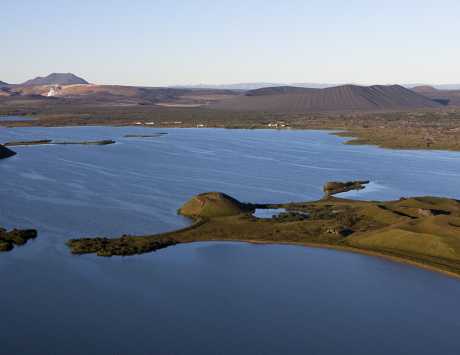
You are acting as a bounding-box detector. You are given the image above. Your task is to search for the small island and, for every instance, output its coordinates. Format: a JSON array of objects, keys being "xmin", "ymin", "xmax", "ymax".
[
  {"xmin": 4, "ymin": 139, "xmax": 115, "ymax": 146},
  {"xmin": 4, "ymin": 140, "xmax": 52, "ymax": 146},
  {"xmin": 0, "ymin": 227, "xmax": 38, "ymax": 252},
  {"xmin": 323, "ymin": 180, "xmax": 370, "ymax": 196},
  {"xmin": 67, "ymin": 183, "xmax": 460, "ymax": 277},
  {"xmin": 53, "ymin": 140, "xmax": 115, "ymax": 145},
  {"xmin": 124, "ymin": 133, "xmax": 168, "ymax": 138}
]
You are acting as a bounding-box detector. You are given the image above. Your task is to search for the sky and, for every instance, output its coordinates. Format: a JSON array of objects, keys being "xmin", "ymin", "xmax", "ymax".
[{"xmin": 2, "ymin": 0, "xmax": 460, "ymax": 86}]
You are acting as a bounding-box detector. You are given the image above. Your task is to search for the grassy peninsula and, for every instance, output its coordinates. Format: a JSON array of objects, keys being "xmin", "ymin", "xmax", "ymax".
[{"xmin": 68, "ymin": 186, "xmax": 460, "ymax": 277}]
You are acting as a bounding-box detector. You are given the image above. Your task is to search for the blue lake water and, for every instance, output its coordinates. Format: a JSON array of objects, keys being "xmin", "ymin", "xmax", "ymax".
[
  {"xmin": 1, "ymin": 127, "xmax": 460, "ymax": 355},
  {"xmin": 253, "ymin": 208, "xmax": 287, "ymax": 218}
]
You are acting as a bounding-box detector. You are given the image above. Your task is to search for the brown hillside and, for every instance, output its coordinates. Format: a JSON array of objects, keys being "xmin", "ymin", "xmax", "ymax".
[
  {"xmin": 412, "ymin": 86, "xmax": 460, "ymax": 106},
  {"xmin": 411, "ymin": 85, "xmax": 437, "ymax": 93},
  {"xmin": 8, "ymin": 84, "xmax": 239, "ymax": 105},
  {"xmin": 210, "ymin": 84, "xmax": 442, "ymax": 113},
  {"xmin": 179, "ymin": 192, "xmax": 251, "ymax": 217}
]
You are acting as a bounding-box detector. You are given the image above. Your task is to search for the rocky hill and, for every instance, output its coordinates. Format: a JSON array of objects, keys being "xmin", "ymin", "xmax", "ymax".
[
  {"xmin": 211, "ymin": 84, "xmax": 442, "ymax": 112},
  {"xmin": 412, "ymin": 86, "xmax": 460, "ymax": 106},
  {"xmin": 21, "ymin": 73, "xmax": 89, "ymax": 86},
  {"xmin": 179, "ymin": 192, "xmax": 251, "ymax": 217}
]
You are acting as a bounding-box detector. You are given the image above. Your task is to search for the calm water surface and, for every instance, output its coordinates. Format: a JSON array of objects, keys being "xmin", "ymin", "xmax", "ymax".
[
  {"xmin": 253, "ymin": 208, "xmax": 287, "ymax": 218},
  {"xmin": 1, "ymin": 127, "xmax": 460, "ymax": 355}
]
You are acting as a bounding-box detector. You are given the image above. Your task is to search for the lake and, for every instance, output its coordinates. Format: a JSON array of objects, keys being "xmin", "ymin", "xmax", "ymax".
[{"xmin": 1, "ymin": 127, "xmax": 460, "ymax": 355}]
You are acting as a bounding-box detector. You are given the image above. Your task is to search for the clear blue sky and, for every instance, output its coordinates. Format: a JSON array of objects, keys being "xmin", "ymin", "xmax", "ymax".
[{"xmin": 3, "ymin": 0, "xmax": 460, "ymax": 86}]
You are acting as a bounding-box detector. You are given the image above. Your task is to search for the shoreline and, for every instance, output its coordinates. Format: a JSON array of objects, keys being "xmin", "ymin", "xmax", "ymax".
[
  {"xmin": 3, "ymin": 122, "xmax": 460, "ymax": 277},
  {"xmin": 71, "ymin": 235, "xmax": 460, "ymax": 280},
  {"xmin": 221, "ymin": 239, "xmax": 460, "ymax": 280},
  {"xmin": 2, "ymin": 121, "xmax": 460, "ymax": 152}
]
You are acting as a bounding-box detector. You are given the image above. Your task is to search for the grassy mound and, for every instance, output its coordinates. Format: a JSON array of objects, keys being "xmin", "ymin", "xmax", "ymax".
[{"xmin": 178, "ymin": 192, "xmax": 251, "ymax": 218}]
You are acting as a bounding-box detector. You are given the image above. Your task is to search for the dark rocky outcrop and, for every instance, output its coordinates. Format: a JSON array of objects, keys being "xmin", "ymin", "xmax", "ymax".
[
  {"xmin": 67, "ymin": 235, "xmax": 177, "ymax": 257},
  {"xmin": 0, "ymin": 228, "xmax": 38, "ymax": 252},
  {"xmin": 0, "ymin": 144, "xmax": 16, "ymax": 159},
  {"xmin": 4, "ymin": 140, "xmax": 52, "ymax": 147},
  {"xmin": 4, "ymin": 139, "xmax": 115, "ymax": 146},
  {"xmin": 323, "ymin": 180, "xmax": 369, "ymax": 196},
  {"xmin": 124, "ymin": 133, "xmax": 168, "ymax": 138},
  {"xmin": 53, "ymin": 140, "xmax": 115, "ymax": 145}
]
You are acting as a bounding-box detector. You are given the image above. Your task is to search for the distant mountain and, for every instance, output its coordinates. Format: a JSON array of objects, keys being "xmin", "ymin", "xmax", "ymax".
[
  {"xmin": 22, "ymin": 73, "xmax": 89, "ymax": 86},
  {"xmin": 290, "ymin": 83, "xmax": 339, "ymax": 89},
  {"xmin": 210, "ymin": 84, "xmax": 442, "ymax": 113},
  {"xmin": 0, "ymin": 80, "xmax": 9, "ymax": 87},
  {"xmin": 246, "ymin": 86, "xmax": 316, "ymax": 96},
  {"xmin": 178, "ymin": 82, "xmax": 460, "ymax": 91},
  {"xmin": 412, "ymin": 86, "xmax": 460, "ymax": 106},
  {"xmin": 174, "ymin": 82, "xmax": 337, "ymax": 90},
  {"xmin": 411, "ymin": 85, "xmax": 438, "ymax": 93},
  {"xmin": 4, "ymin": 83, "xmax": 240, "ymax": 106},
  {"xmin": 406, "ymin": 84, "xmax": 460, "ymax": 90},
  {"xmin": 433, "ymin": 84, "xmax": 460, "ymax": 90},
  {"xmin": 173, "ymin": 83, "xmax": 283, "ymax": 90}
]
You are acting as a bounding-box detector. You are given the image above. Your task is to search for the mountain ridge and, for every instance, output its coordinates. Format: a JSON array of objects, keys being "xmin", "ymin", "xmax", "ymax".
[
  {"xmin": 412, "ymin": 86, "xmax": 460, "ymax": 106},
  {"xmin": 21, "ymin": 73, "xmax": 89, "ymax": 86},
  {"xmin": 210, "ymin": 84, "xmax": 442, "ymax": 112},
  {"xmin": 174, "ymin": 82, "xmax": 460, "ymax": 91}
]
